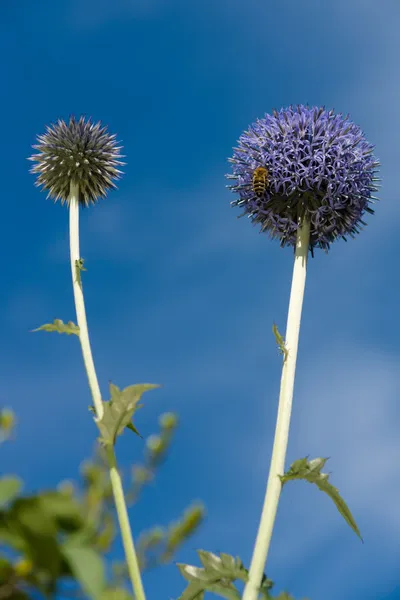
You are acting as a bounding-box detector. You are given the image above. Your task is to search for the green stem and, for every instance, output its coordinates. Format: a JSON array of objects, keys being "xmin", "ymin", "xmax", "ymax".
[
  {"xmin": 107, "ymin": 447, "xmax": 147, "ymax": 600},
  {"xmin": 68, "ymin": 182, "xmax": 146, "ymax": 600},
  {"xmin": 69, "ymin": 185, "xmax": 103, "ymax": 420},
  {"xmin": 242, "ymin": 220, "xmax": 310, "ymax": 600}
]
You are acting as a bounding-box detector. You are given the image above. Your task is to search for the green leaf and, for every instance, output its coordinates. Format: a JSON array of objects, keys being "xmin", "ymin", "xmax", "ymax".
[
  {"xmin": 0, "ymin": 510, "xmax": 27, "ymax": 551},
  {"xmin": 97, "ymin": 383, "xmax": 160, "ymax": 446},
  {"xmin": 32, "ymin": 319, "xmax": 79, "ymax": 336},
  {"xmin": 62, "ymin": 543, "xmax": 105, "ymax": 600},
  {"xmin": 204, "ymin": 584, "xmax": 241, "ymax": 600},
  {"xmin": 177, "ymin": 579, "xmax": 240, "ymax": 600},
  {"xmin": 178, "ymin": 563, "xmax": 218, "ymax": 584},
  {"xmin": 272, "ymin": 323, "xmax": 288, "ymax": 361},
  {"xmin": 38, "ymin": 492, "xmax": 84, "ymax": 532},
  {"xmin": 126, "ymin": 422, "xmax": 143, "ymax": 438},
  {"xmin": 280, "ymin": 456, "xmax": 363, "ymax": 541},
  {"xmin": 101, "ymin": 589, "xmax": 133, "ymax": 600},
  {"xmin": 75, "ymin": 258, "xmax": 87, "ymax": 289},
  {"xmin": 177, "ymin": 582, "xmax": 205, "ymax": 600},
  {"xmin": 0, "ymin": 476, "xmax": 22, "ymax": 507},
  {"xmin": 195, "ymin": 550, "xmax": 252, "ymax": 584},
  {"xmin": 0, "ymin": 556, "xmax": 13, "ymax": 578},
  {"xmin": 9, "ymin": 497, "xmax": 63, "ymax": 577},
  {"xmin": 177, "ymin": 552, "xmax": 271, "ymax": 600}
]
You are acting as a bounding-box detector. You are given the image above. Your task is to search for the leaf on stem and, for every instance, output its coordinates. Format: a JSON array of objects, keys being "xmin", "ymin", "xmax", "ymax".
[
  {"xmin": 97, "ymin": 383, "xmax": 160, "ymax": 446},
  {"xmin": 177, "ymin": 582, "xmax": 205, "ymax": 600},
  {"xmin": 280, "ymin": 457, "xmax": 363, "ymax": 541},
  {"xmin": 272, "ymin": 323, "xmax": 288, "ymax": 361},
  {"xmin": 75, "ymin": 258, "xmax": 87, "ymax": 289},
  {"xmin": 177, "ymin": 551, "xmax": 272, "ymax": 600},
  {"xmin": 32, "ymin": 319, "xmax": 79, "ymax": 336}
]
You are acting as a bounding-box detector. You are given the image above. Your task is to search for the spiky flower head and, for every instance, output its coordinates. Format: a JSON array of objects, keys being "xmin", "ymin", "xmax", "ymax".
[
  {"xmin": 29, "ymin": 116, "xmax": 124, "ymax": 206},
  {"xmin": 227, "ymin": 105, "xmax": 379, "ymax": 252}
]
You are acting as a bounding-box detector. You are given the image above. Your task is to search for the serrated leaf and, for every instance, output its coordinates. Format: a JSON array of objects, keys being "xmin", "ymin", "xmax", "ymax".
[
  {"xmin": 195, "ymin": 550, "xmax": 249, "ymax": 583},
  {"xmin": 177, "ymin": 577, "xmax": 240, "ymax": 600},
  {"xmin": 97, "ymin": 383, "xmax": 159, "ymax": 446},
  {"xmin": 219, "ymin": 553, "xmax": 237, "ymax": 572},
  {"xmin": 197, "ymin": 550, "xmax": 224, "ymax": 572},
  {"xmin": 204, "ymin": 584, "xmax": 241, "ymax": 600},
  {"xmin": 177, "ymin": 553, "xmax": 266, "ymax": 600},
  {"xmin": 177, "ymin": 582, "xmax": 205, "ymax": 600},
  {"xmin": 62, "ymin": 543, "xmax": 105, "ymax": 600},
  {"xmin": 126, "ymin": 422, "xmax": 143, "ymax": 438},
  {"xmin": 280, "ymin": 456, "xmax": 363, "ymax": 541},
  {"xmin": 32, "ymin": 319, "xmax": 79, "ymax": 336},
  {"xmin": 177, "ymin": 563, "xmax": 218, "ymax": 584},
  {"xmin": 0, "ymin": 476, "xmax": 22, "ymax": 507}
]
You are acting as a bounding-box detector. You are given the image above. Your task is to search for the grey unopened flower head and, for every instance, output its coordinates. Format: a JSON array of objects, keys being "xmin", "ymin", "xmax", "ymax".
[
  {"xmin": 29, "ymin": 116, "xmax": 124, "ymax": 206},
  {"xmin": 227, "ymin": 105, "xmax": 380, "ymax": 252}
]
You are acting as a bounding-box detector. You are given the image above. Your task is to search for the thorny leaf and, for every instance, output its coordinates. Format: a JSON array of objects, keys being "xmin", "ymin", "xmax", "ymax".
[
  {"xmin": 177, "ymin": 581, "xmax": 205, "ymax": 600},
  {"xmin": 280, "ymin": 457, "xmax": 363, "ymax": 541},
  {"xmin": 32, "ymin": 319, "xmax": 79, "ymax": 336},
  {"xmin": 97, "ymin": 383, "xmax": 159, "ymax": 446},
  {"xmin": 177, "ymin": 551, "xmax": 272, "ymax": 600}
]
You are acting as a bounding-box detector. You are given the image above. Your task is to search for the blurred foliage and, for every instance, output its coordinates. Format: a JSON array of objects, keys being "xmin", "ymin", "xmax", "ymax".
[{"xmin": 0, "ymin": 408, "xmax": 204, "ymax": 600}]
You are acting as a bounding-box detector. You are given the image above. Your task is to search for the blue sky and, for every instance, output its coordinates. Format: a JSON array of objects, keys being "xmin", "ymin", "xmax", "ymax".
[{"xmin": 2, "ymin": 0, "xmax": 400, "ymax": 598}]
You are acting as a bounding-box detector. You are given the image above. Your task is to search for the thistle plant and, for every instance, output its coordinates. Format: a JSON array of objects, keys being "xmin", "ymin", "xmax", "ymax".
[
  {"xmin": 177, "ymin": 106, "xmax": 379, "ymax": 600},
  {"xmin": 29, "ymin": 116, "xmax": 151, "ymax": 600},
  {"xmin": 227, "ymin": 105, "xmax": 379, "ymax": 600}
]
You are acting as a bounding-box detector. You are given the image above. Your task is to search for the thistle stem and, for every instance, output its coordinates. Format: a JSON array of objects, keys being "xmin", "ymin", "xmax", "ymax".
[
  {"xmin": 242, "ymin": 220, "xmax": 310, "ymax": 600},
  {"xmin": 69, "ymin": 185, "xmax": 103, "ymax": 421},
  {"xmin": 68, "ymin": 182, "xmax": 146, "ymax": 600}
]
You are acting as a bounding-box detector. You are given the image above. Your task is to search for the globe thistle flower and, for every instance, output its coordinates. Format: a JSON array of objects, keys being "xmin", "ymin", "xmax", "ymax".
[
  {"xmin": 29, "ymin": 116, "xmax": 124, "ymax": 206},
  {"xmin": 227, "ymin": 105, "xmax": 379, "ymax": 252}
]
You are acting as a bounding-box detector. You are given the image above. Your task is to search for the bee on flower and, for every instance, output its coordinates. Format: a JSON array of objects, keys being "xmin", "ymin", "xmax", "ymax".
[{"xmin": 252, "ymin": 166, "xmax": 269, "ymax": 197}]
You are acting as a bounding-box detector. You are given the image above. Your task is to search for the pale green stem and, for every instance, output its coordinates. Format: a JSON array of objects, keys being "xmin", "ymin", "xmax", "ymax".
[
  {"xmin": 242, "ymin": 220, "xmax": 310, "ymax": 600},
  {"xmin": 68, "ymin": 182, "xmax": 146, "ymax": 600},
  {"xmin": 69, "ymin": 185, "xmax": 103, "ymax": 420},
  {"xmin": 107, "ymin": 447, "xmax": 147, "ymax": 600}
]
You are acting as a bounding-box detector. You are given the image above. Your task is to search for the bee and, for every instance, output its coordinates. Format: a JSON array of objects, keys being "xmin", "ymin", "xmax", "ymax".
[{"xmin": 252, "ymin": 166, "xmax": 269, "ymax": 197}]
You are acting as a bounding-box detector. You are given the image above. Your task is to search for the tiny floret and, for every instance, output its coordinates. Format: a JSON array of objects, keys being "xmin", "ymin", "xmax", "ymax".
[
  {"xmin": 227, "ymin": 105, "xmax": 380, "ymax": 251},
  {"xmin": 29, "ymin": 116, "xmax": 124, "ymax": 206}
]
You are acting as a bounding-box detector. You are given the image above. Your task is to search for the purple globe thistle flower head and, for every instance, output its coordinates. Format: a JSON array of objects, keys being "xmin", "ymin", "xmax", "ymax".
[
  {"xmin": 227, "ymin": 105, "xmax": 380, "ymax": 252},
  {"xmin": 29, "ymin": 116, "xmax": 124, "ymax": 207}
]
